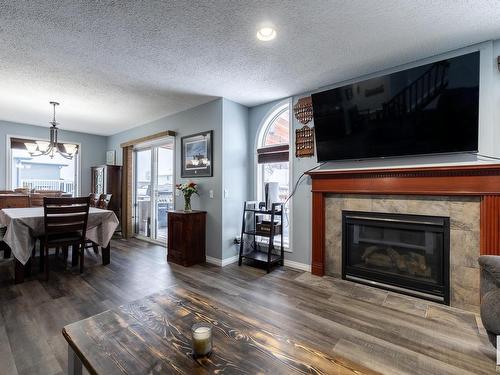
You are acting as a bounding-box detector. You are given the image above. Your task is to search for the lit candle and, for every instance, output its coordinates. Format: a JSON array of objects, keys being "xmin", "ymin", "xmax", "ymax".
[{"xmin": 191, "ymin": 323, "xmax": 212, "ymax": 358}]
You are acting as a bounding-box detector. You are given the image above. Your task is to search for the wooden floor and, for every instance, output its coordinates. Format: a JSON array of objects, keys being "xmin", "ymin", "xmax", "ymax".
[{"xmin": 0, "ymin": 238, "xmax": 496, "ymax": 375}]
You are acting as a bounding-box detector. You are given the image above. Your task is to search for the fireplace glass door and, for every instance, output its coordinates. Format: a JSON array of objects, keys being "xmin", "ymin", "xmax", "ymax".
[{"xmin": 342, "ymin": 211, "xmax": 450, "ymax": 304}]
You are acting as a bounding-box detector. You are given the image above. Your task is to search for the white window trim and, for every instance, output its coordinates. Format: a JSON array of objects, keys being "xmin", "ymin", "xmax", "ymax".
[
  {"xmin": 5, "ymin": 134, "xmax": 82, "ymax": 196},
  {"xmin": 254, "ymin": 98, "xmax": 293, "ymax": 252}
]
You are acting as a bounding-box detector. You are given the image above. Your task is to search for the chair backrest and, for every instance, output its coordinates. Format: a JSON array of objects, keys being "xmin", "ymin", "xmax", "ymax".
[
  {"xmin": 43, "ymin": 197, "xmax": 90, "ymax": 241},
  {"xmin": 89, "ymin": 193, "xmax": 100, "ymax": 207},
  {"xmin": 97, "ymin": 194, "xmax": 112, "ymax": 210},
  {"xmin": 0, "ymin": 190, "xmax": 14, "ymax": 194}
]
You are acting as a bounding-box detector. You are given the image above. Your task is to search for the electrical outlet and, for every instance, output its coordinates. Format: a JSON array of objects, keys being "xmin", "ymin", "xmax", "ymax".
[
  {"xmin": 209, "ymin": 189, "xmax": 214, "ymax": 199},
  {"xmin": 224, "ymin": 189, "xmax": 229, "ymax": 198}
]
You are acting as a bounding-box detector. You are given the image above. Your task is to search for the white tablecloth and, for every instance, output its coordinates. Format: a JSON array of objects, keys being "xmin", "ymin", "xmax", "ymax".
[{"xmin": 0, "ymin": 207, "xmax": 119, "ymax": 265}]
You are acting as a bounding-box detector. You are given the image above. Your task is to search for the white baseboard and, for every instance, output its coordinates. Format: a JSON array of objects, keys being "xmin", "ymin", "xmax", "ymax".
[
  {"xmin": 205, "ymin": 256, "xmax": 222, "ymax": 266},
  {"xmin": 206, "ymin": 255, "xmax": 239, "ymax": 267},
  {"xmin": 221, "ymin": 255, "xmax": 239, "ymax": 266},
  {"xmin": 206, "ymin": 255, "xmax": 311, "ymax": 272},
  {"xmin": 284, "ymin": 259, "xmax": 311, "ymax": 272}
]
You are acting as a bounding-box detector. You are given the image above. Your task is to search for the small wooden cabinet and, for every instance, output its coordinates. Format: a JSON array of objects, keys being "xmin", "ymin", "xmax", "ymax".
[
  {"xmin": 0, "ymin": 194, "xmax": 30, "ymax": 209},
  {"xmin": 91, "ymin": 165, "xmax": 122, "ymax": 220},
  {"xmin": 167, "ymin": 211, "xmax": 206, "ymax": 266}
]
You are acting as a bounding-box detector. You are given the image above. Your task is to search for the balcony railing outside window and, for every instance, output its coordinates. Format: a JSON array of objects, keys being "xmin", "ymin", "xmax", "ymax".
[{"xmin": 20, "ymin": 179, "xmax": 75, "ymax": 195}]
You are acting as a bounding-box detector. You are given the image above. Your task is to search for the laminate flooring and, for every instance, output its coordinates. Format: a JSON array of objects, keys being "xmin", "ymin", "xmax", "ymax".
[{"xmin": 0, "ymin": 238, "xmax": 496, "ymax": 375}]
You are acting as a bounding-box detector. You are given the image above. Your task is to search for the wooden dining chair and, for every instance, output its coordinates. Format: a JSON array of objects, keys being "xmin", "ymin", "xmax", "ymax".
[
  {"xmin": 0, "ymin": 226, "xmax": 11, "ymax": 259},
  {"xmin": 89, "ymin": 193, "xmax": 100, "ymax": 207},
  {"xmin": 42, "ymin": 197, "xmax": 90, "ymax": 280},
  {"xmin": 97, "ymin": 194, "xmax": 112, "ymax": 210},
  {"xmin": 85, "ymin": 194, "xmax": 112, "ymax": 254}
]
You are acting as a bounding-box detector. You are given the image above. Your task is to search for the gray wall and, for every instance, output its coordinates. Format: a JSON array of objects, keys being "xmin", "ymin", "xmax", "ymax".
[
  {"xmin": 106, "ymin": 99, "xmax": 225, "ymax": 260},
  {"xmin": 0, "ymin": 120, "xmax": 107, "ymax": 195},
  {"xmin": 248, "ymin": 41, "xmax": 500, "ymax": 267},
  {"xmin": 221, "ymin": 98, "xmax": 249, "ymax": 260}
]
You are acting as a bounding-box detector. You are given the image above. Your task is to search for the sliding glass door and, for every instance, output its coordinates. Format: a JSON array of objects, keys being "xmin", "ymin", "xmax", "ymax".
[{"xmin": 134, "ymin": 139, "xmax": 174, "ymax": 243}]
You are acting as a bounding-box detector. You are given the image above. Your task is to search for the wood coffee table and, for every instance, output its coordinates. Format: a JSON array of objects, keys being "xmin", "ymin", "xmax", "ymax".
[{"xmin": 62, "ymin": 287, "xmax": 369, "ymax": 374}]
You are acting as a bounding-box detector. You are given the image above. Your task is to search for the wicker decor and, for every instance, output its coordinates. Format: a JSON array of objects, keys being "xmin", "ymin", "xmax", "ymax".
[
  {"xmin": 293, "ymin": 96, "xmax": 313, "ymax": 125},
  {"xmin": 295, "ymin": 125, "xmax": 315, "ymax": 158}
]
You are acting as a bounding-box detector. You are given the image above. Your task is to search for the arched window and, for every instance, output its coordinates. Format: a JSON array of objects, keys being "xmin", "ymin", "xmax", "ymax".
[{"xmin": 256, "ymin": 102, "xmax": 291, "ymax": 246}]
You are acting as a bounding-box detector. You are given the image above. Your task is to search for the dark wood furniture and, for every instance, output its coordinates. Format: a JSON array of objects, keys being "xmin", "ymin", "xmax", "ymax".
[
  {"xmin": 1, "ymin": 206, "xmax": 114, "ymax": 284},
  {"xmin": 0, "ymin": 225, "xmax": 10, "ymax": 259},
  {"xmin": 42, "ymin": 197, "xmax": 90, "ymax": 280},
  {"xmin": 91, "ymin": 165, "xmax": 122, "ymax": 223},
  {"xmin": 62, "ymin": 287, "xmax": 354, "ymax": 375},
  {"xmin": 30, "ymin": 190, "xmax": 63, "ymax": 206},
  {"xmin": 307, "ymin": 164, "xmax": 500, "ymax": 276},
  {"xmin": 239, "ymin": 201, "xmax": 284, "ymax": 273},
  {"xmin": 0, "ymin": 194, "xmax": 29, "ymax": 260},
  {"xmin": 97, "ymin": 193, "xmax": 112, "ymax": 209},
  {"xmin": 86, "ymin": 194, "xmax": 112, "ymax": 253},
  {"xmin": 89, "ymin": 193, "xmax": 99, "ymax": 207},
  {"xmin": 0, "ymin": 193, "xmax": 30, "ymax": 209},
  {"xmin": 167, "ymin": 210, "xmax": 206, "ymax": 266}
]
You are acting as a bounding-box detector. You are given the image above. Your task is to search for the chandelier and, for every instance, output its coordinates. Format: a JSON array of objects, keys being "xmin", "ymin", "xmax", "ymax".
[{"xmin": 24, "ymin": 101, "xmax": 78, "ymax": 160}]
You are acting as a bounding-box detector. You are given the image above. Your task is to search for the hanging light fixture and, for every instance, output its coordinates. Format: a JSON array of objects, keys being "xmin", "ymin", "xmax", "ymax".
[{"xmin": 25, "ymin": 101, "xmax": 78, "ymax": 159}]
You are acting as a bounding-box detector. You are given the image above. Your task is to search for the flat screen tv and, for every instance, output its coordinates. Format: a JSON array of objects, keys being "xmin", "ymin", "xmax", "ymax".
[{"xmin": 311, "ymin": 51, "xmax": 480, "ymax": 162}]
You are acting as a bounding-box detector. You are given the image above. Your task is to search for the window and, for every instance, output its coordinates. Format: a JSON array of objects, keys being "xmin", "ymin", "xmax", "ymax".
[
  {"xmin": 256, "ymin": 102, "xmax": 291, "ymax": 247},
  {"xmin": 8, "ymin": 137, "xmax": 79, "ymax": 195}
]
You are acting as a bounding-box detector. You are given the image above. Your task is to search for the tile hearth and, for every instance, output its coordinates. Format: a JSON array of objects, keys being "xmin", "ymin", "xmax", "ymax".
[{"xmin": 325, "ymin": 194, "xmax": 480, "ymax": 312}]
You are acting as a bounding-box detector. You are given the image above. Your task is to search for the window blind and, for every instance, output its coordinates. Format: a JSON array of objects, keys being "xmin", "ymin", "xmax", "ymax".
[{"xmin": 257, "ymin": 144, "xmax": 289, "ymax": 164}]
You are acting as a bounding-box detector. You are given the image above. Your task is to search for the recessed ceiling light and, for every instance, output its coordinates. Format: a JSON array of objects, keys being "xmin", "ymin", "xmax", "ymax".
[{"xmin": 256, "ymin": 27, "xmax": 276, "ymax": 41}]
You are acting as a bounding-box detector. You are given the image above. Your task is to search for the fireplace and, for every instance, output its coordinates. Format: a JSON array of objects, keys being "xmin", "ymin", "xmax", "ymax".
[{"xmin": 342, "ymin": 211, "xmax": 450, "ymax": 304}]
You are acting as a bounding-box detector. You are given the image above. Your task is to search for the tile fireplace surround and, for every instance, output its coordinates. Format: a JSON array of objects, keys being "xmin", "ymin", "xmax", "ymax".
[
  {"xmin": 307, "ymin": 164, "xmax": 500, "ymax": 313},
  {"xmin": 325, "ymin": 194, "xmax": 479, "ymax": 311}
]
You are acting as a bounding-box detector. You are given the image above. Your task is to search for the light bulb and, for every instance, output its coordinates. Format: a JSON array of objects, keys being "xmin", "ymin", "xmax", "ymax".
[{"xmin": 257, "ymin": 27, "xmax": 276, "ymax": 41}]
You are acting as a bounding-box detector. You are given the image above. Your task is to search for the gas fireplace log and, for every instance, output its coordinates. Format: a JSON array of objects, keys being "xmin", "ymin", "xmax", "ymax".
[{"xmin": 361, "ymin": 246, "xmax": 430, "ymax": 277}]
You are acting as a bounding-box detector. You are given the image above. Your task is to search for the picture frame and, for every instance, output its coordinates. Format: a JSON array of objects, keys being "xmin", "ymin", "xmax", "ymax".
[
  {"xmin": 181, "ymin": 130, "xmax": 213, "ymax": 177},
  {"xmin": 106, "ymin": 150, "xmax": 116, "ymax": 165}
]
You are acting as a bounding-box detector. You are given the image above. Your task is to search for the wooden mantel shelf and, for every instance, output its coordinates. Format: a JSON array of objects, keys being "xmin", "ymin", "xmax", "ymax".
[{"xmin": 306, "ymin": 164, "xmax": 500, "ymax": 276}]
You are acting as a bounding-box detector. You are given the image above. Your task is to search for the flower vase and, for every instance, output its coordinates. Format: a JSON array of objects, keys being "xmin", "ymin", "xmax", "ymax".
[{"xmin": 184, "ymin": 195, "xmax": 192, "ymax": 211}]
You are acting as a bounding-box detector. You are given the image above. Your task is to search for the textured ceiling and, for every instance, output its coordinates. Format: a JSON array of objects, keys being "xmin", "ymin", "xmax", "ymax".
[{"xmin": 1, "ymin": 1, "xmax": 500, "ymax": 135}]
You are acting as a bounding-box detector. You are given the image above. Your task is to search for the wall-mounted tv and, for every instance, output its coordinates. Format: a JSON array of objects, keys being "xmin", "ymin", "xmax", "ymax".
[{"xmin": 311, "ymin": 51, "xmax": 480, "ymax": 162}]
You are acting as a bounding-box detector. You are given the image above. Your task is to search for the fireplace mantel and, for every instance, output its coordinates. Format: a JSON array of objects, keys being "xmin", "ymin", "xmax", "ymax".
[{"xmin": 307, "ymin": 164, "xmax": 500, "ymax": 276}]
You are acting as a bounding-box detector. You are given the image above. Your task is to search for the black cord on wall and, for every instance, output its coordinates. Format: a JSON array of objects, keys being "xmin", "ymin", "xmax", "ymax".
[
  {"xmin": 475, "ymin": 153, "xmax": 500, "ymax": 161},
  {"xmin": 284, "ymin": 161, "xmax": 326, "ymax": 205}
]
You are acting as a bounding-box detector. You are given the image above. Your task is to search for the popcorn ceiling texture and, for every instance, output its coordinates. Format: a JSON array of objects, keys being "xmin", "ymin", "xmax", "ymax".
[
  {"xmin": 325, "ymin": 194, "xmax": 481, "ymax": 312},
  {"xmin": 1, "ymin": 1, "xmax": 500, "ymax": 135}
]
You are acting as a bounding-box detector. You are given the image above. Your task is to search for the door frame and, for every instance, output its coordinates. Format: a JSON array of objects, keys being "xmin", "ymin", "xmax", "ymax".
[{"xmin": 132, "ymin": 136, "xmax": 175, "ymax": 246}]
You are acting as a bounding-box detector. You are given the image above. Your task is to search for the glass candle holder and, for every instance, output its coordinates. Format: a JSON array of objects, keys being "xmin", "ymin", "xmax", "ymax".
[{"xmin": 191, "ymin": 322, "xmax": 212, "ymax": 358}]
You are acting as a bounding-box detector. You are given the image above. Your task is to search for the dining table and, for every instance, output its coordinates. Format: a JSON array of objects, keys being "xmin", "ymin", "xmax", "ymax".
[{"xmin": 0, "ymin": 206, "xmax": 119, "ymax": 283}]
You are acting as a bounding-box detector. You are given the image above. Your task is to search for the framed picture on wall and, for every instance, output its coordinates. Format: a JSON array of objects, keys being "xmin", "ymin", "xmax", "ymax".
[
  {"xmin": 106, "ymin": 150, "xmax": 116, "ymax": 165},
  {"xmin": 181, "ymin": 130, "xmax": 213, "ymax": 177}
]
